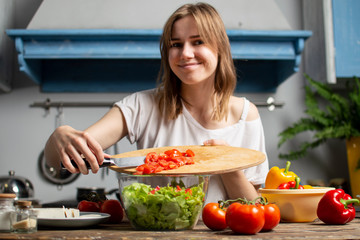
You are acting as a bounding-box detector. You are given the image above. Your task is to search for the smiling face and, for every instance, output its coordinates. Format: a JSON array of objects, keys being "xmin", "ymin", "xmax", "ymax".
[
  {"xmin": 157, "ymin": 3, "xmax": 236, "ymax": 120},
  {"xmin": 168, "ymin": 15, "xmax": 218, "ymax": 87}
]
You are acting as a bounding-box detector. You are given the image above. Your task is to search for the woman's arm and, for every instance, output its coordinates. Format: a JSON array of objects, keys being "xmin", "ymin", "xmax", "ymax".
[
  {"xmin": 203, "ymin": 139, "xmax": 260, "ymax": 200},
  {"xmin": 220, "ymin": 171, "xmax": 260, "ymax": 200},
  {"xmin": 220, "ymin": 100, "xmax": 263, "ymax": 199},
  {"xmin": 44, "ymin": 106, "xmax": 127, "ymax": 175}
]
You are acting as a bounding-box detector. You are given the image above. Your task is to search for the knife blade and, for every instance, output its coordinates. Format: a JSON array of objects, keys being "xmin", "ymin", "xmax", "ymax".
[{"xmin": 66, "ymin": 156, "xmax": 146, "ymax": 169}]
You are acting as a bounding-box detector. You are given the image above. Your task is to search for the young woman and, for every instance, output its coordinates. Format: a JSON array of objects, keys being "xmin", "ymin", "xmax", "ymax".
[{"xmin": 44, "ymin": 3, "xmax": 269, "ymax": 203}]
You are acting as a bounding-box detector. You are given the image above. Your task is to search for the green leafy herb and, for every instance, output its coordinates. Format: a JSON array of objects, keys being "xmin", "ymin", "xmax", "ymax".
[{"xmin": 278, "ymin": 74, "xmax": 360, "ymax": 160}]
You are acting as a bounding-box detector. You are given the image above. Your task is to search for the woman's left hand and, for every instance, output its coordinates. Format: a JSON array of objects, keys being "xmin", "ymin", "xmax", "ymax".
[{"xmin": 203, "ymin": 139, "xmax": 229, "ymax": 146}]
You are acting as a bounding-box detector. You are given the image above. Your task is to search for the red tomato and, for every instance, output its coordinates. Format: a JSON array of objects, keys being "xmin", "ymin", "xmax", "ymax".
[
  {"xmin": 168, "ymin": 162, "xmax": 177, "ymax": 169},
  {"xmin": 77, "ymin": 200, "xmax": 100, "ymax": 212},
  {"xmin": 154, "ymin": 166, "xmax": 164, "ymax": 173},
  {"xmin": 226, "ymin": 203, "xmax": 265, "ymax": 235},
  {"xmin": 135, "ymin": 149, "xmax": 195, "ymax": 174},
  {"xmin": 145, "ymin": 152, "xmax": 158, "ymax": 163},
  {"xmin": 158, "ymin": 160, "xmax": 169, "ymax": 167},
  {"xmin": 202, "ymin": 203, "xmax": 227, "ymax": 231},
  {"xmin": 172, "ymin": 157, "xmax": 185, "ymax": 166},
  {"xmin": 185, "ymin": 149, "xmax": 195, "ymax": 157},
  {"xmin": 142, "ymin": 164, "xmax": 152, "ymax": 174},
  {"xmin": 185, "ymin": 188, "xmax": 192, "ymax": 195},
  {"xmin": 100, "ymin": 199, "xmax": 124, "ymax": 224},
  {"xmin": 150, "ymin": 186, "xmax": 161, "ymax": 194},
  {"xmin": 164, "ymin": 149, "xmax": 173, "ymax": 156},
  {"xmin": 185, "ymin": 157, "xmax": 194, "ymax": 165},
  {"xmin": 158, "ymin": 153, "xmax": 169, "ymax": 161},
  {"xmin": 136, "ymin": 165, "xmax": 144, "ymax": 171},
  {"xmin": 258, "ymin": 203, "xmax": 280, "ymax": 231},
  {"xmin": 165, "ymin": 149, "xmax": 182, "ymax": 158}
]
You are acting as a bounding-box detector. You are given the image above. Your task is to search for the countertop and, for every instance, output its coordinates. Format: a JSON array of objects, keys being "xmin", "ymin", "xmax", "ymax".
[{"xmin": 1, "ymin": 218, "xmax": 360, "ymax": 239}]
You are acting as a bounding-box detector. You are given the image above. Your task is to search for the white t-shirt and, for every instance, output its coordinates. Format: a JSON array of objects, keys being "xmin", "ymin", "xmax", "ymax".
[{"xmin": 115, "ymin": 89, "xmax": 269, "ymax": 203}]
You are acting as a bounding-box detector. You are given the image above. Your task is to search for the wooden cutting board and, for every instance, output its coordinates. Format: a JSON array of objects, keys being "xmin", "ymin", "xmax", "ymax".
[{"xmin": 109, "ymin": 145, "xmax": 266, "ymax": 175}]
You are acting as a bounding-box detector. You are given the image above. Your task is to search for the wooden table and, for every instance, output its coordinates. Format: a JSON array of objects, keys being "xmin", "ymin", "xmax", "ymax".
[{"xmin": 1, "ymin": 219, "xmax": 360, "ymax": 239}]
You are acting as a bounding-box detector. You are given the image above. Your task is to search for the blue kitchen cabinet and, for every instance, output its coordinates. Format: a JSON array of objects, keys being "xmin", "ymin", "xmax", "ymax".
[
  {"xmin": 6, "ymin": 29, "xmax": 311, "ymax": 93},
  {"xmin": 303, "ymin": 0, "xmax": 359, "ymax": 83},
  {"xmin": 332, "ymin": 0, "xmax": 360, "ymax": 78}
]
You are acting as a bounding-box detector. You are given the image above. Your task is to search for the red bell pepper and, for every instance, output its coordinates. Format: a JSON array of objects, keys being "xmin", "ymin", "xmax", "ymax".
[
  {"xmin": 277, "ymin": 177, "xmax": 304, "ymax": 189},
  {"xmin": 317, "ymin": 189, "xmax": 359, "ymax": 224}
]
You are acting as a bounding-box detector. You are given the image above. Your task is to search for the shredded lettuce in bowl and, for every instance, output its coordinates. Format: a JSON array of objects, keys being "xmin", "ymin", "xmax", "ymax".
[{"xmin": 122, "ymin": 182, "xmax": 205, "ymax": 230}]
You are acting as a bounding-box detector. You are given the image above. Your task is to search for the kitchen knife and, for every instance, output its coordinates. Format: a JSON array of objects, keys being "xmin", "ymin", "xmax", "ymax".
[{"xmin": 66, "ymin": 156, "xmax": 146, "ymax": 169}]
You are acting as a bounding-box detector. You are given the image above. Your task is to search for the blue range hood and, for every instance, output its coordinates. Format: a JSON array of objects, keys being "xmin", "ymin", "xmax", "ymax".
[{"xmin": 6, "ymin": 29, "xmax": 311, "ymax": 93}]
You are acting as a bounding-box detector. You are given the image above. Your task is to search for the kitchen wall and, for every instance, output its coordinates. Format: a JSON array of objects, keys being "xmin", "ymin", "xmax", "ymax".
[{"xmin": 0, "ymin": 0, "xmax": 348, "ymax": 203}]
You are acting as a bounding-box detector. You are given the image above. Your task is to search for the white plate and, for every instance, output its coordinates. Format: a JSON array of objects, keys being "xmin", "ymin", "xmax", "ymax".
[{"xmin": 38, "ymin": 212, "xmax": 110, "ymax": 228}]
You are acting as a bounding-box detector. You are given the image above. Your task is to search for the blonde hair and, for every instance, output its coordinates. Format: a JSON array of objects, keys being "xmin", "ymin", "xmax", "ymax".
[{"xmin": 156, "ymin": 2, "xmax": 236, "ymax": 121}]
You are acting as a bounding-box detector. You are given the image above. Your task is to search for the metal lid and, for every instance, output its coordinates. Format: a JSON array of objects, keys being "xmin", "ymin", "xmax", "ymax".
[
  {"xmin": 0, "ymin": 171, "xmax": 34, "ymax": 198},
  {"xmin": 0, "ymin": 193, "xmax": 16, "ymax": 199}
]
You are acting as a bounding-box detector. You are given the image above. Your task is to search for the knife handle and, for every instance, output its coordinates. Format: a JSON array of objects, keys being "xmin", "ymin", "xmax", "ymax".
[{"xmin": 62, "ymin": 158, "xmax": 113, "ymax": 169}]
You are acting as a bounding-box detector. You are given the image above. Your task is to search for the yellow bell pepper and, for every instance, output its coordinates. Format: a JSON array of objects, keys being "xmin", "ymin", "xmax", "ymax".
[{"xmin": 264, "ymin": 161, "xmax": 298, "ymax": 189}]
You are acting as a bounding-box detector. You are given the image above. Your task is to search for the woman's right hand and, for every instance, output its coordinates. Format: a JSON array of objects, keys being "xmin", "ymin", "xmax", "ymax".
[{"xmin": 44, "ymin": 125, "xmax": 105, "ymax": 175}]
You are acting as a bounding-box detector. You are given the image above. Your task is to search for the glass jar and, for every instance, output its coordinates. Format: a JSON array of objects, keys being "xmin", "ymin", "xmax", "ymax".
[
  {"xmin": 0, "ymin": 193, "xmax": 16, "ymax": 232},
  {"xmin": 10, "ymin": 200, "xmax": 37, "ymax": 233}
]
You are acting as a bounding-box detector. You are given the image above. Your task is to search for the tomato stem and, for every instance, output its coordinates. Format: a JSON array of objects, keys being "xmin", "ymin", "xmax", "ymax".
[
  {"xmin": 253, "ymin": 196, "xmax": 269, "ymax": 205},
  {"xmin": 219, "ymin": 196, "xmax": 272, "ymax": 209},
  {"xmin": 220, "ymin": 197, "xmax": 260, "ymax": 208}
]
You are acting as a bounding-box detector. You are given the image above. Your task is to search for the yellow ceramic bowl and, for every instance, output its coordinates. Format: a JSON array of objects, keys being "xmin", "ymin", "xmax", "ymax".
[{"xmin": 259, "ymin": 187, "xmax": 335, "ymax": 222}]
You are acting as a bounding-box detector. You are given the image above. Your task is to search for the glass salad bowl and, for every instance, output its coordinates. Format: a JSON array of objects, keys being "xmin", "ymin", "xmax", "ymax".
[{"xmin": 117, "ymin": 174, "xmax": 209, "ymax": 230}]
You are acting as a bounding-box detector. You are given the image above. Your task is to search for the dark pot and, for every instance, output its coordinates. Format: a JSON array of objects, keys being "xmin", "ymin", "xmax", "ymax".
[{"xmin": 76, "ymin": 187, "xmax": 119, "ymax": 202}]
